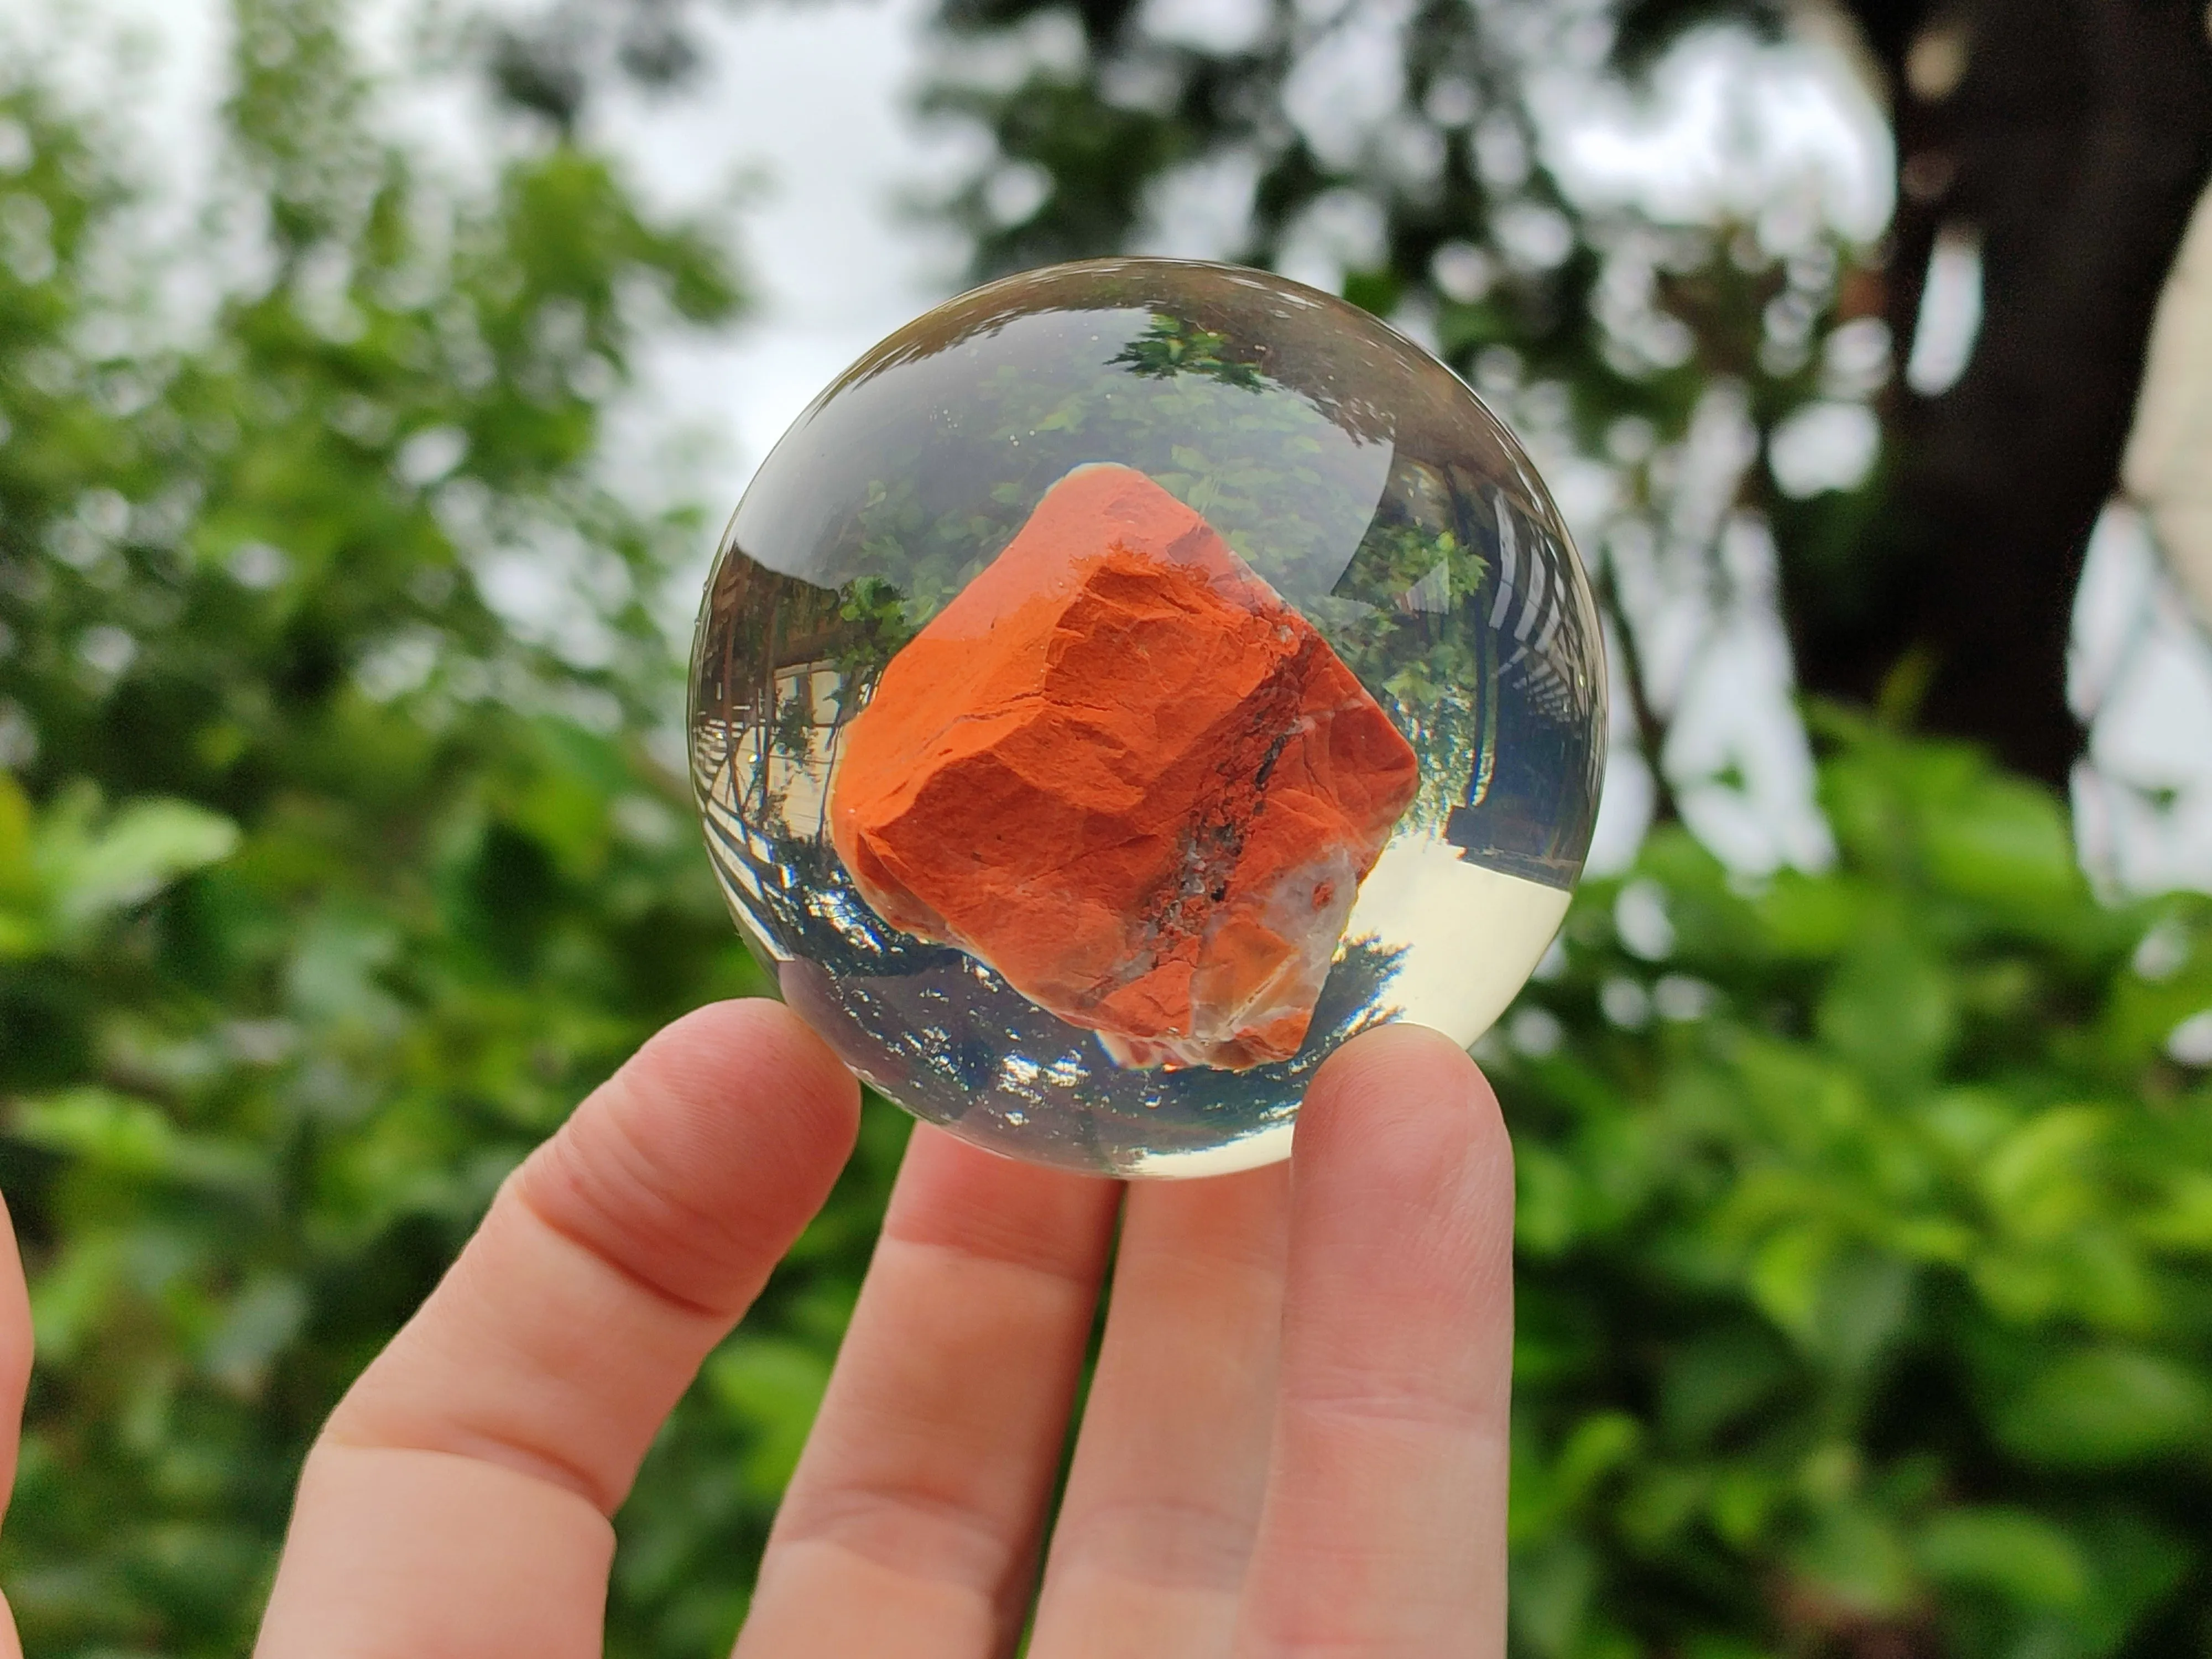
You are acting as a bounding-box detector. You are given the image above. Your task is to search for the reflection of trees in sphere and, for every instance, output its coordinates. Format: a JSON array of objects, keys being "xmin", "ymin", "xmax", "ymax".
[{"xmin": 691, "ymin": 258, "xmax": 1604, "ymax": 1177}]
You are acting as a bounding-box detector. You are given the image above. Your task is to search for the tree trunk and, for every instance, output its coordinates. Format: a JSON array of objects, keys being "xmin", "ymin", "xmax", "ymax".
[{"xmin": 1790, "ymin": 0, "xmax": 2212, "ymax": 786}]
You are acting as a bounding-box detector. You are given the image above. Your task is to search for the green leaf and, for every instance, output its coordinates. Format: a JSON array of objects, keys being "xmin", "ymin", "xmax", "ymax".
[
  {"xmin": 0, "ymin": 771, "xmax": 30, "ymax": 884},
  {"xmin": 37, "ymin": 787, "xmax": 241, "ymax": 941},
  {"xmin": 0, "ymin": 772, "xmax": 41, "ymax": 956},
  {"xmin": 201, "ymin": 1274, "xmax": 309, "ymax": 1395},
  {"xmin": 1995, "ymin": 1348, "xmax": 2212, "ymax": 1467},
  {"xmin": 704, "ymin": 1336, "xmax": 834, "ymax": 1498},
  {"xmin": 1786, "ymin": 1505, "xmax": 1916, "ymax": 1619},
  {"xmin": 1921, "ymin": 774, "xmax": 2080, "ymax": 908},
  {"xmin": 1510, "ymin": 1535, "xmax": 1599, "ymax": 1658},
  {"xmin": 11, "ymin": 1088, "xmax": 265, "ymax": 1192},
  {"xmin": 1917, "ymin": 1507, "xmax": 2089, "ymax": 1609},
  {"xmin": 1816, "ymin": 937, "xmax": 1954, "ymax": 1084},
  {"xmin": 1978, "ymin": 1106, "xmax": 2108, "ymax": 1235}
]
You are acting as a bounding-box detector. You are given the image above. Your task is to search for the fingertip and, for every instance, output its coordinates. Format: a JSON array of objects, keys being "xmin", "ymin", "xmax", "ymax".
[
  {"xmin": 640, "ymin": 997, "xmax": 864, "ymax": 1154},
  {"xmin": 1296, "ymin": 1021, "xmax": 1507, "ymax": 1192},
  {"xmin": 604, "ymin": 998, "xmax": 864, "ymax": 1208},
  {"xmin": 1311, "ymin": 1016, "xmax": 1493, "ymax": 1093},
  {"xmin": 1289, "ymin": 1020, "xmax": 1513, "ymax": 1331},
  {"xmin": 884, "ymin": 1125, "xmax": 1123, "ymax": 1285},
  {"xmin": 519, "ymin": 998, "xmax": 862, "ymax": 1317}
]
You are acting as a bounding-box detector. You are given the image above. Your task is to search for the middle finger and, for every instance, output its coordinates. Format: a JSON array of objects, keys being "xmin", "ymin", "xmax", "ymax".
[
  {"xmin": 736, "ymin": 1125, "xmax": 1121, "ymax": 1659},
  {"xmin": 1027, "ymin": 1162, "xmax": 1292, "ymax": 1659}
]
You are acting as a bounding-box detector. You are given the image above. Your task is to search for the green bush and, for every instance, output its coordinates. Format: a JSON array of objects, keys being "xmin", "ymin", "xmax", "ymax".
[{"xmin": 1496, "ymin": 718, "xmax": 2212, "ymax": 1657}]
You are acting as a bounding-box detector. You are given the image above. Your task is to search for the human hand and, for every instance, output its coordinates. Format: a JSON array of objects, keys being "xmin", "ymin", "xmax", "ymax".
[{"xmin": 1, "ymin": 1000, "xmax": 1513, "ymax": 1657}]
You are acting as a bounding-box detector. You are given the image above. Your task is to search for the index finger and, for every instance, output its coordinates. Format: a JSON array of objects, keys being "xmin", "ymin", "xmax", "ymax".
[{"xmin": 257, "ymin": 1000, "xmax": 859, "ymax": 1659}]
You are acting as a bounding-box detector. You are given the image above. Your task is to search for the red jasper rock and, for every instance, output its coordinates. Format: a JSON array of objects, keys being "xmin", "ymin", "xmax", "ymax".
[{"xmin": 829, "ymin": 463, "xmax": 1420, "ymax": 1070}]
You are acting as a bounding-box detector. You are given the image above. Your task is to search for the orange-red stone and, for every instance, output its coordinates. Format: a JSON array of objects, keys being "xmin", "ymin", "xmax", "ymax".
[{"xmin": 828, "ymin": 464, "xmax": 1420, "ymax": 1070}]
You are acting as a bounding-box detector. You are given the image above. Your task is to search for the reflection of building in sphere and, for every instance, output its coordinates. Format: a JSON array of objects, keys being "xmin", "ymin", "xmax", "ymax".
[{"xmin": 1446, "ymin": 493, "xmax": 1603, "ymax": 890}]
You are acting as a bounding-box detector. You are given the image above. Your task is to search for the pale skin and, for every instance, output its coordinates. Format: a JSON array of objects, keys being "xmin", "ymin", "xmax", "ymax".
[{"xmin": 0, "ymin": 1001, "xmax": 1514, "ymax": 1658}]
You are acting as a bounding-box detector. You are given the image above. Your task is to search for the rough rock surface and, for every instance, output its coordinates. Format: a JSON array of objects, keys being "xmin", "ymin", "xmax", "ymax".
[{"xmin": 829, "ymin": 463, "xmax": 1420, "ymax": 1070}]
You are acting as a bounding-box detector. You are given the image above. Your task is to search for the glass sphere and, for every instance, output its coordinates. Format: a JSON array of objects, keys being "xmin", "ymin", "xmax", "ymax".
[{"xmin": 690, "ymin": 258, "xmax": 1604, "ymax": 1177}]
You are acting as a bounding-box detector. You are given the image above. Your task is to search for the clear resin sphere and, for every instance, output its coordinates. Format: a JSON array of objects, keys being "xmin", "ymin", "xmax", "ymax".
[{"xmin": 690, "ymin": 258, "xmax": 1604, "ymax": 1177}]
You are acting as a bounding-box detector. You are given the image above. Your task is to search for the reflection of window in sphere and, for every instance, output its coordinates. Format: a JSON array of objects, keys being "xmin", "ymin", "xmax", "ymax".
[{"xmin": 690, "ymin": 258, "xmax": 1605, "ymax": 1177}]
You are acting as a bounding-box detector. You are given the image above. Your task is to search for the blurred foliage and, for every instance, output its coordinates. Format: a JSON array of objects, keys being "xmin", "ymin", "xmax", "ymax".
[
  {"xmin": 1496, "ymin": 717, "xmax": 2212, "ymax": 1656},
  {"xmin": 0, "ymin": 3, "xmax": 2208, "ymax": 1659}
]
